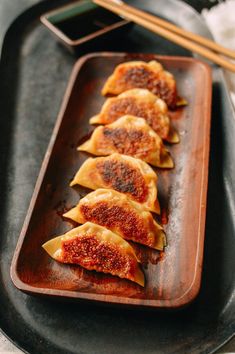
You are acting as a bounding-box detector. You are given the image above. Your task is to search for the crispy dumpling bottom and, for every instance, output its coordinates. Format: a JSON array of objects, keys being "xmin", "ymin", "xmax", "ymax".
[
  {"xmin": 42, "ymin": 222, "xmax": 144, "ymax": 286},
  {"xmin": 101, "ymin": 60, "xmax": 185, "ymax": 109},
  {"xmin": 70, "ymin": 153, "xmax": 160, "ymax": 214},
  {"xmin": 90, "ymin": 88, "xmax": 179, "ymax": 144},
  {"xmin": 78, "ymin": 115, "xmax": 174, "ymax": 169},
  {"xmin": 63, "ymin": 189, "xmax": 166, "ymax": 251}
]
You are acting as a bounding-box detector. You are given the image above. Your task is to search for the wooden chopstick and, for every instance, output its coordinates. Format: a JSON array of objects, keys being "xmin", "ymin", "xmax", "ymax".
[
  {"xmin": 93, "ymin": 0, "xmax": 235, "ymax": 73},
  {"xmin": 107, "ymin": 0, "xmax": 235, "ymax": 60}
]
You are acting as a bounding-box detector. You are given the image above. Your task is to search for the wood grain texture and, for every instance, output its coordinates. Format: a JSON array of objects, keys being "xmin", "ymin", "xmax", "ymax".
[{"xmin": 10, "ymin": 53, "xmax": 212, "ymax": 309}]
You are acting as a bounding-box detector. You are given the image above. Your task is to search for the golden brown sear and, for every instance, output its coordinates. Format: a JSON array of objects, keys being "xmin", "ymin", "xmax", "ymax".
[
  {"xmin": 63, "ymin": 189, "xmax": 166, "ymax": 250},
  {"xmin": 90, "ymin": 89, "xmax": 179, "ymax": 143},
  {"xmin": 42, "ymin": 222, "xmax": 144, "ymax": 286},
  {"xmin": 70, "ymin": 154, "xmax": 160, "ymax": 213},
  {"xmin": 102, "ymin": 61, "xmax": 179, "ymax": 109},
  {"xmin": 96, "ymin": 159, "xmax": 148, "ymax": 203},
  {"xmin": 78, "ymin": 115, "xmax": 174, "ymax": 168}
]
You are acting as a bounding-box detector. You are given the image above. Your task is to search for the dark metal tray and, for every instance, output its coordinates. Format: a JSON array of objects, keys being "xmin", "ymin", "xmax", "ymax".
[{"xmin": 0, "ymin": 0, "xmax": 235, "ymax": 353}]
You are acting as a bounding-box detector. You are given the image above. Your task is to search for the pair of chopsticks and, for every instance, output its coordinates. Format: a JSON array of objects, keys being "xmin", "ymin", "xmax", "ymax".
[{"xmin": 93, "ymin": 0, "xmax": 235, "ymax": 73}]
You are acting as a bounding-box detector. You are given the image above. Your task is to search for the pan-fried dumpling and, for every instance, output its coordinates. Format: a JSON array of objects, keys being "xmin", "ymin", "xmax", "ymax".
[
  {"xmin": 63, "ymin": 189, "xmax": 166, "ymax": 250},
  {"xmin": 78, "ymin": 115, "xmax": 173, "ymax": 168},
  {"xmin": 101, "ymin": 60, "xmax": 180, "ymax": 109},
  {"xmin": 90, "ymin": 89, "xmax": 179, "ymax": 143},
  {"xmin": 42, "ymin": 222, "xmax": 144, "ymax": 286},
  {"xmin": 70, "ymin": 153, "xmax": 160, "ymax": 214}
]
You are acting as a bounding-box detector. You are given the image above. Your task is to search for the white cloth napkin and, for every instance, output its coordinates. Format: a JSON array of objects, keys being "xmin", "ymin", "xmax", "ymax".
[{"xmin": 202, "ymin": 0, "xmax": 235, "ymax": 107}]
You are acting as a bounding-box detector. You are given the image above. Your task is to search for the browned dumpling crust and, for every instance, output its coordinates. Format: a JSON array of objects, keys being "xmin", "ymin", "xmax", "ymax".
[
  {"xmin": 70, "ymin": 154, "xmax": 160, "ymax": 214},
  {"xmin": 90, "ymin": 89, "xmax": 179, "ymax": 143},
  {"xmin": 42, "ymin": 222, "xmax": 144, "ymax": 286},
  {"xmin": 63, "ymin": 189, "xmax": 166, "ymax": 250},
  {"xmin": 102, "ymin": 60, "xmax": 179, "ymax": 109},
  {"xmin": 78, "ymin": 115, "xmax": 174, "ymax": 168}
]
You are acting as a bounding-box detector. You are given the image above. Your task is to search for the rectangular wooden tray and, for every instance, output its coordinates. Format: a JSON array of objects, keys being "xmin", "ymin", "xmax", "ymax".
[{"xmin": 10, "ymin": 52, "xmax": 212, "ymax": 308}]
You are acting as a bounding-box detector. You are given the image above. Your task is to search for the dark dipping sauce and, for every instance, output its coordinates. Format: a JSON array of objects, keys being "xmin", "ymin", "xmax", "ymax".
[{"xmin": 54, "ymin": 7, "xmax": 123, "ymax": 40}]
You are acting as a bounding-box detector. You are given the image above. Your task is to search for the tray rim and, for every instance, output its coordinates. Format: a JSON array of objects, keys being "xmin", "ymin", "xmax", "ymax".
[{"xmin": 10, "ymin": 52, "xmax": 212, "ymax": 309}]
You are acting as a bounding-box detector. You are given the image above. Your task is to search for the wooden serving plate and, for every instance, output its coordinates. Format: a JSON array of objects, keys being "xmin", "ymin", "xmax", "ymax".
[{"xmin": 10, "ymin": 53, "xmax": 212, "ymax": 308}]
